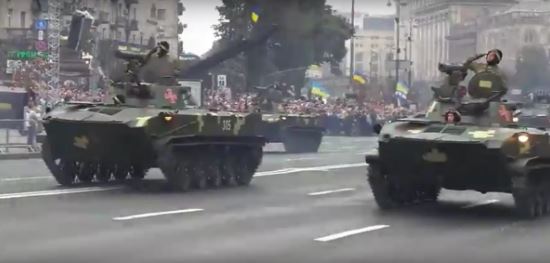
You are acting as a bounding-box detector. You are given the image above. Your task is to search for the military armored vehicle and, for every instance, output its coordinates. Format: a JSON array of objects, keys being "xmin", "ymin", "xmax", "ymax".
[
  {"xmin": 365, "ymin": 62, "xmax": 550, "ymax": 218},
  {"xmin": 255, "ymin": 85, "xmax": 324, "ymax": 153},
  {"xmin": 41, "ymin": 27, "xmax": 278, "ymax": 191},
  {"xmin": 515, "ymin": 92, "xmax": 550, "ymax": 129}
]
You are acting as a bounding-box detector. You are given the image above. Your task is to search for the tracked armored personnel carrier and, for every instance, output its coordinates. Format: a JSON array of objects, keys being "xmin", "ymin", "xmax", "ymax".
[
  {"xmin": 255, "ymin": 86, "xmax": 324, "ymax": 153},
  {"xmin": 365, "ymin": 62, "xmax": 550, "ymax": 218},
  {"xmin": 41, "ymin": 27, "xmax": 278, "ymax": 191},
  {"xmin": 260, "ymin": 113, "xmax": 324, "ymax": 153},
  {"xmin": 516, "ymin": 92, "xmax": 550, "ymax": 129}
]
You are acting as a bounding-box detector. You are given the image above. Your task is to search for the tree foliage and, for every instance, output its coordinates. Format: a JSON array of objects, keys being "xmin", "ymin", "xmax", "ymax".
[
  {"xmin": 211, "ymin": 0, "xmax": 352, "ymax": 94},
  {"xmin": 514, "ymin": 45, "xmax": 550, "ymax": 91}
]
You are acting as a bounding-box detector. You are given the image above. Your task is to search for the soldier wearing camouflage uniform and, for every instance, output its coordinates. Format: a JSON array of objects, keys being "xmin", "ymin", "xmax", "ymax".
[{"xmin": 464, "ymin": 49, "xmax": 507, "ymax": 99}]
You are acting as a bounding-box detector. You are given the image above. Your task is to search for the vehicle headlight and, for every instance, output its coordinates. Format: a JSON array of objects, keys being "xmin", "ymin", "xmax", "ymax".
[
  {"xmin": 512, "ymin": 117, "xmax": 519, "ymax": 123},
  {"xmin": 518, "ymin": 133, "xmax": 529, "ymax": 143}
]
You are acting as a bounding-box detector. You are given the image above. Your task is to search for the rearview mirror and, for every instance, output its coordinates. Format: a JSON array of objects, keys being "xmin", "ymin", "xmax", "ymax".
[{"xmin": 373, "ymin": 123, "xmax": 382, "ymax": 135}]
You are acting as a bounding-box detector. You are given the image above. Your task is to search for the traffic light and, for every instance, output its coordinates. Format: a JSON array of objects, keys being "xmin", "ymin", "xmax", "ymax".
[{"xmin": 67, "ymin": 11, "xmax": 94, "ymax": 51}]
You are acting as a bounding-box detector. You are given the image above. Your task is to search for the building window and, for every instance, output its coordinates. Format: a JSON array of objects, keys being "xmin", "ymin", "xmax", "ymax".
[
  {"xmin": 133, "ymin": 7, "xmax": 137, "ymax": 20},
  {"xmin": 157, "ymin": 9, "xmax": 166, "ymax": 20},
  {"xmin": 20, "ymin": 11, "xmax": 26, "ymax": 28},
  {"xmin": 102, "ymin": 28, "xmax": 106, "ymax": 39},
  {"xmin": 355, "ymin": 52, "xmax": 364, "ymax": 61},
  {"xmin": 119, "ymin": 3, "xmax": 123, "ymax": 16},
  {"xmin": 150, "ymin": 4, "xmax": 157, "ymax": 18},
  {"xmin": 8, "ymin": 9, "xmax": 13, "ymax": 28},
  {"xmin": 116, "ymin": 30, "xmax": 121, "ymax": 41}
]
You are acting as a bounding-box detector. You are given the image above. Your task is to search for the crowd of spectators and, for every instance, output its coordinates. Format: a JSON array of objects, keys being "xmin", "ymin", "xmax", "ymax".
[{"xmin": 204, "ymin": 88, "xmax": 419, "ymax": 136}]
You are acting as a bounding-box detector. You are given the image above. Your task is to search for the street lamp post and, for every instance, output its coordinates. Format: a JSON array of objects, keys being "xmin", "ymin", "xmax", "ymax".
[
  {"xmin": 349, "ymin": 0, "xmax": 355, "ymax": 87},
  {"xmin": 407, "ymin": 19, "xmax": 413, "ymax": 87},
  {"xmin": 395, "ymin": 0, "xmax": 401, "ymax": 87}
]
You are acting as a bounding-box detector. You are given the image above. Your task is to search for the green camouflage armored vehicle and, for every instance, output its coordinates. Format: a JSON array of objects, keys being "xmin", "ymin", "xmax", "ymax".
[
  {"xmin": 515, "ymin": 92, "xmax": 550, "ymax": 129},
  {"xmin": 255, "ymin": 85, "xmax": 324, "ymax": 153},
  {"xmin": 366, "ymin": 62, "xmax": 550, "ymax": 218},
  {"xmin": 41, "ymin": 27, "xmax": 278, "ymax": 191},
  {"xmin": 260, "ymin": 113, "xmax": 324, "ymax": 153}
]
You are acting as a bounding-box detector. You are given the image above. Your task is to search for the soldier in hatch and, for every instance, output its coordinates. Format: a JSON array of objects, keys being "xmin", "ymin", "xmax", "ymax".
[
  {"xmin": 464, "ymin": 49, "xmax": 508, "ymax": 98},
  {"xmin": 139, "ymin": 41, "xmax": 179, "ymax": 84}
]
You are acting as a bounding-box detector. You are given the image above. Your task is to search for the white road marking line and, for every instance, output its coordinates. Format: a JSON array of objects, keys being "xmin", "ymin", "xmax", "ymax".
[
  {"xmin": 0, "ymin": 186, "xmax": 123, "ymax": 200},
  {"xmin": 314, "ymin": 225, "xmax": 390, "ymax": 242},
  {"xmin": 1, "ymin": 176, "xmax": 52, "ymax": 182},
  {"xmin": 308, "ymin": 188, "xmax": 356, "ymax": 196},
  {"xmin": 113, "ymin": 208, "xmax": 204, "ymax": 221},
  {"xmin": 255, "ymin": 163, "xmax": 367, "ymax": 177},
  {"xmin": 462, "ymin": 199, "xmax": 499, "ymax": 209},
  {"xmin": 0, "ymin": 163, "xmax": 369, "ymax": 200},
  {"xmin": 285, "ymin": 157, "xmax": 318, "ymax": 161}
]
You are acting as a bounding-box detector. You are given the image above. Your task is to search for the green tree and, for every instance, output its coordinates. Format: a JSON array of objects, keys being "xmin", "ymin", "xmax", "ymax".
[
  {"xmin": 514, "ymin": 45, "xmax": 550, "ymax": 91},
  {"xmin": 212, "ymin": 0, "xmax": 352, "ymax": 95}
]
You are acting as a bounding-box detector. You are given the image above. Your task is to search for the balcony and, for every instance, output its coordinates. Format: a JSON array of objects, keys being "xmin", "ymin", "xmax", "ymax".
[
  {"xmin": 97, "ymin": 11, "xmax": 110, "ymax": 24},
  {"xmin": 146, "ymin": 19, "xmax": 158, "ymax": 26},
  {"xmin": 114, "ymin": 16, "xmax": 128, "ymax": 27}
]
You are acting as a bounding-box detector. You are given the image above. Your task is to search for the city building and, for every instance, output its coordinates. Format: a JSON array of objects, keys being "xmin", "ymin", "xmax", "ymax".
[
  {"xmin": 408, "ymin": 0, "xmax": 516, "ymax": 81},
  {"xmin": 353, "ymin": 15, "xmax": 395, "ymax": 80},
  {"xmin": 476, "ymin": 0, "xmax": 550, "ymax": 73}
]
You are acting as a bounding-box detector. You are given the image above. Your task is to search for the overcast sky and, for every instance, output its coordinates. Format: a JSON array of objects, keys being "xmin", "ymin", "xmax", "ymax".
[{"xmin": 180, "ymin": 0, "xmax": 395, "ymax": 56}]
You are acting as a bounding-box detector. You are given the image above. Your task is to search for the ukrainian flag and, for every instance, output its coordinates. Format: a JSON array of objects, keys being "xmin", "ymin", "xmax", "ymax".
[
  {"xmin": 352, "ymin": 73, "xmax": 367, "ymax": 85},
  {"xmin": 394, "ymin": 81, "xmax": 409, "ymax": 107},
  {"xmin": 250, "ymin": 5, "xmax": 260, "ymax": 23},
  {"xmin": 311, "ymin": 81, "xmax": 331, "ymax": 98},
  {"xmin": 395, "ymin": 81, "xmax": 409, "ymax": 97}
]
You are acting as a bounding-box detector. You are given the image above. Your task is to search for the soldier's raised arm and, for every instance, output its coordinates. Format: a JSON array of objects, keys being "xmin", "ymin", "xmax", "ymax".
[{"xmin": 464, "ymin": 53, "xmax": 486, "ymax": 72}]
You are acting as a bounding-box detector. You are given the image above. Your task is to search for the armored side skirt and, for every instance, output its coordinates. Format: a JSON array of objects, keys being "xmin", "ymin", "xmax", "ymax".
[
  {"xmin": 375, "ymin": 139, "xmax": 512, "ymax": 193},
  {"xmin": 43, "ymin": 120, "xmax": 155, "ymax": 165},
  {"xmin": 260, "ymin": 122, "xmax": 324, "ymax": 142}
]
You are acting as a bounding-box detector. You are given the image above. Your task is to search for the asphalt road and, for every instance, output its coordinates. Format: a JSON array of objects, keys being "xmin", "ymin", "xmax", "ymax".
[{"xmin": 0, "ymin": 136, "xmax": 549, "ymax": 263}]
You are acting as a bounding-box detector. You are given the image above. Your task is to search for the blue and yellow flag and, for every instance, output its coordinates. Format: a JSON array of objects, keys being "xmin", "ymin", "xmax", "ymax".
[
  {"xmin": 395, "ymin": 81, "xmax": 409, "ymax": 97},
  {"xmin": 352, "ymin": 73, "xmax": 367, "ymax": 85},
  {"xmin": 250, "ymin": 5, "xmax": 260, "ymax": 23},
  {"xmin": 311, "ymin": 81, "xmax": 331, "ymax": 98}
]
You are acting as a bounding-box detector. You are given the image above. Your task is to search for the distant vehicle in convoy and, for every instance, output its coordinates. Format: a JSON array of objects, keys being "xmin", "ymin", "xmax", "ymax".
[
  {"xmin": 254, "ymin": 85, "xmax": 324, "ymax": 153},
  {"xmin": 365, "ymin": 62, "xmax": 550, "ymax": 218},
  {"xmin": 41, "ymin": 27, "xmax": 278, "ymax": 191},
  {"xmin": 259, "ymin": 113, "xmax": 324, "ymax": 153},
  {"xmin": 515, "ymin": 93, "xmax": 550, "ymax": 129}
]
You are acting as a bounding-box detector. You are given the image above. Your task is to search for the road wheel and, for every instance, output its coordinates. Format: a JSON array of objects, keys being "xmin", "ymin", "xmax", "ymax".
[
  {"xmin": 514, "ymin": 190, "xmax": 537, "ymax": 219},
  {"xmin": 42, "ymin": 139, "xmax": 76, "ymax": 186},
  {"xmin": 129, "ymin": 164, "xmax": 147, "ymax": 180},
  {"xmin": 207, "ymin": 158, "xmax": 223, "ymax": 188},
  {"xmin": 77, "ymin": 162, "xmax": 96, "ymax": 183},
  {"xmin": 416, "ymin": 183, "xmax": 441, "ymax": 203},
  {"xmin": 221, "ymin": 155, "xmax": 238, "ymax": 187},
  {"xmin": 96, "ymin": 164, "xmax": 113, "ymax": 183},
  {"xmin": 192, "ymin": 161, "xmax": 208, "ymax": 190},
  {"xmin": 234, "ymin": 147, "xmax": 261, "ymax": 186},
  {"xmin": 367, "ymin": 164, "xmax": 411, "ymax": 209},
  {"xmin": 113, "ymin": 165, "xmax": 129, "ymax": 182}
]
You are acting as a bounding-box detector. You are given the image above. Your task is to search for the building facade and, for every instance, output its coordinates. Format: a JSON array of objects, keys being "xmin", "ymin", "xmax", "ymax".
[
  {"xmin": 353, "ymin": 15, "xmax": 395, "ymax": 80},
  {"xmin": 476, "ymin": 1, "xmax": 550, "ymax": 73},
  {"xmin": 60, "ymin": 0, "xmax": 183, "ymax": 57}
]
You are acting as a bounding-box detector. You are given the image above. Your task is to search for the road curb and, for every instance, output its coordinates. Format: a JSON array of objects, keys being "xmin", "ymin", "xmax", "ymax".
[{"xmin": 0, "ymin": 153, "xmax": 41, "ymax": 160}]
